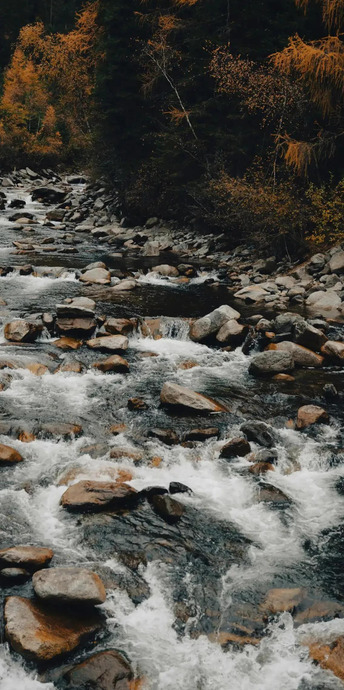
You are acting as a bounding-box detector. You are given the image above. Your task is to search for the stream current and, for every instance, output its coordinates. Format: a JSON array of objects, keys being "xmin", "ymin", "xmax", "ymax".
[{"xmin": 0, "ymin": 177, "xmax": 343, "ymax": 690}]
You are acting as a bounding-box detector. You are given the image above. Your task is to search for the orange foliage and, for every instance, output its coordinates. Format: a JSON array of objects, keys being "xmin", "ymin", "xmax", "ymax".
[{"xmin": 0, "ymin": 1, "xmax": 102, "ymax": 163}]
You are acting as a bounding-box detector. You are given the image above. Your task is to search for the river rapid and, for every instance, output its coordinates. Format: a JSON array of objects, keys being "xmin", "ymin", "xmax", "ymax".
[{"xmin": 0, "ymin": 172, "xmax": 344, "ymax": 690}]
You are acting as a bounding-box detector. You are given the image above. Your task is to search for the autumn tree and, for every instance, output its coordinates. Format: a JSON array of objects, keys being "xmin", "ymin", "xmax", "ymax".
[{"xmin": 272, "ymin": 0, "xmax": 344, "ymax": 174}]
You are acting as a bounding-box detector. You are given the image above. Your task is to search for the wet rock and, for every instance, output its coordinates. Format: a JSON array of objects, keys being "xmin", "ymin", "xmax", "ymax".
[
  {"xmin": 32, "ymin": 567, "xmax": 106, "ymax": 606},
  {"xmin": 150, "ymin": 494, "xmax": 185, "ymax": 523},
  {"xmin": 10, "ymin": 211, "xmax": 35, "ymax": 221},
  {"xmin": 184, "ymin": 428, "xmax": 220, "ymax": 442},
  {"xmin": 55, "ymin": 360, "xmax": 85, "ymax": 374},
  {"xmin": 32, "ymin": 187, "xmax": 67, "ymax": 203},
  {"xmin": 208, "ymin": 631, "xmax": 261, "ymax": 647},
  {"xmin": 266, "ymin": 342, "xmax": 323, "ymax": 367},
  {"xmin": 178, "ymin": 360, "xmax": 199, "ymax": 370},
  {"xmin": 0, "ymin": 546, "xmax": 54, "ymax": 571},
  {"xmin": 190, "ymin": 305, "xmax": 240, "ymax": 342},
  {"xmin": 216, "ymin": 320, "xmax": 248, "ymax": 345},
  {"xmin": 61, "ymin": 480, "xmax": 139, "ymax": 513},
  {"xmin": 18, "ymin": 430, "xmax": 36, "ymax": 443},
  {"xmin": 0, "ymin": 443, "xmax": 23, "ymax": 464},
  {"xmin": 293, "ymin": 321, "xmax": 327, "ymax": 351},
  {"xmin": 308, "ymin": 637, "xmax": 344, "ymax": 682},
  {"xmin": 321, "ymin": 340, "xmax": 344, "ymax": 363},
  {"xmin": 0, "ymin": 567, "xmax": 30, "ymax": 584},
  {"xmin": 220, "ymin": 438, "xmax": 251, "ymax": 459},
  {"xmin": 257, "ymin": 485, "xmax": 290, "ymax": 504},
  {"xmin": 234, "ymin": 285, "xmax": 269, "ymax": 303},
  {"xmin": 109, "ymin": 423, "xmax": 128, "ymax": 435},
  {"xmin": 4, "ymin": 596, "xmax": 102, "ymax": 663},
  {"xmin": 4, "ymin": 319, "xmax": 42, "ymax": 343},
  {"xmin": 255, "ymin": 448, "xmax": 278, "ymax": 464},
  {"xmin": 9, "ymin": 199, "xmax": 25, "ymax": 209},
  {"xmin": 169, "ymin": 481, "xmax": 192, "ymax": 495},
  {"xmin": 306, "ymin": 290, "xmax": 341, "ymax": 312},
  {"xmin": 26, "ymin": 362, "xmax": 49, "ymax": 376},
  {"xmin": 295, "ymin": 600, "xmax": 344, "ymax": 624},
  {"xmin": 323, "ymin": 382, "xmax": 339, "ymax": 400},
  {"xmin": 56, "ymin": 317, "xmax": 97, "ymax": 337},
  {"xmin": 152, "ymin": 264, "xmax": 179, "ymax": 277},
  {"xmin": 296, "ymin": 405, "xmax": 329, "ymax": 429},
  {"xmin": 62, "ymin": 650, "xmax": 134, "ymax": 690},
  {"xmin": 273, "ymin": 373, "xmax": 295, "ymax": 382},
  {"xmin": 80, "ymin": 268, "xmax": 111, "ymax": 285},
  {"xmin": 93, "ymin": 355, "xmax": 129, "ymax": 373},
  {"xmin": 37, "ymin": 423, "xmax": 82, "ymax": 439},
  {"xmin": 148, "ymin": 428, "xmax": 179, "ymax": 445},
  {"xmin": 240, "ymin": 421, "xmax": 275, "ymax": 448},
  {"xmin": 105, "ymin": 318, "xmax": 135, "ymax": 335},
  {"xmin": 261, "ymin": 588, "xmax": 306, "ymax": 614},
  {"xmin": 160, "ymin": 382, "xmax": 227, "ymax": 413},
  {"xmin": 128, "ymin": 397, "xmax": 148, "ymax": 411},
  {"xmin": 46, "ymin": 209, "xmax": 65, "ymax": 221},
  {"xmin": 54, "ymin": 337, "xmax": 83, "ymax": 350},
  {"xmin": 56, "ymin": 297, "xmax": 96, "ymax": 319},
  {"xmin": 249, "ymin": 462, "xmax": 275, "ymax": 475},
  {"xmin": 249, "ymin": 350, "xmax": 295, "ymax": 376},
  {"xmin": 112, "ymin": 279, "xmax": 137, "ymax": 292},
  {"xmin": 110, "ymin": 448, "xmax": 143, "ymax": 462},
  {"xmin": 87, "ymin": 335, "xmax": 128, "ymax": 352}
]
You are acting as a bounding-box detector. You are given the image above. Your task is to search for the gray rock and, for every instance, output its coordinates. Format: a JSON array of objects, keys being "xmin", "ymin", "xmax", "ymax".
[
  {"xmin": 32, "ymin": 567, "xmax": 106, "ymax": 606},
  {"xmin": 56, "ymin": 297, "xmax": 96, "ymax": 318},
  {"xmin": 240, "ymin": 421, "xmax": 275, "ymax": 448},
  {"xmin": 329, "ymin": 250, "xmax": 344, "ymax": 274},
  {"xmin": 190, "ymin": 305, "xmax": 240, "ymax": 342},
  {"xmin": 80, "ymin": 268, "xmax": 111, "ymax": 285},
  {"xmin": 306, "ymin": 290, "xmax": 342, "ymax": 312},
  {"xmin": 4, "ymin": 319, "xmax": 42, "ymax": 343},
  {"xmin": 249, "ymin": 351, "xmax": 295, "ymax": 376},
  {"xmin": 160, "ymin": 382, "xmax": 227, "ymax": 413},
  {"xmin": 87, "ymin": 335, "xmax": 128, "ymax": 352}
]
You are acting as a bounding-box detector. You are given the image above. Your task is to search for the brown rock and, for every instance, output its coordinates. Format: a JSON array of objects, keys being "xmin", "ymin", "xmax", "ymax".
[
  {"xmin": 208, "ymin": 631, "xmax": 261, "ymax": 647},
  {"xmin": 53, "ymin": 337, "xmax": 82, "ymax": 350},
  {"xmin": 220, "ymin": 437, "xmax": 251, "ymax": 459},
  {"xmin": 296, "ymin": 405, "xmax": 329, "ymax": 430},
  {"xmin": 105, "ymin": 318, "xmax": 136, "ymax": 335},
  {"xmin": 249, "ymin": 462, "xmax": 275, "ymax": 475},
  {"xmin": 4, "ymin": 596, "xmax": 102, "ymax": 662},
  {"xmin": 308, "ymin": 637, "xmax": 344, "ymax": 682},
  {"xmin": 184, "ymin": 428, "xmax": 220, "ymax": 442},
  {"xmin": 32, "ymin": 567, "xmax": 106, "ymax": 606},
  {"xmin": 295, "ymin": 600, "xmax": 344, "ymax": 624},
  {"xmin": 61, "ymin": 480, "xmax": 138, "ymax": 512},
  {"xmin": 56, "ymin": 317, "xmax": 97, "ymax": 337},
  {"xmin": 261, "ymin": 587, "xmax": 306, "ymax": 614},
  {"xmin": 110, "ymin": 448, "xmax": 143, "ymax": 462},
  {"xmin": 216, "ymin": 320, "xmax": 248, "ymax": 345},
  {"xmin": 93, "ymin": 355, "xmax": 129, "ymax": 373},
  {"xmin": 4, "ymin": 320, "xmax": 42, "ymax": 343},
  {"xmin": 0, "ymin": 443, "xmax": 23, "ymax": 464},
  {"xmin": 63, "ymin": 650, "xmax": 133, "ymax": 690},
  {"xmin": 109, "ymin": 423, "xmax": 127, "ymax": 435},
  {"xmin": 178, "ymin": 360, "xmax": 199, "ymax": 370},
  {"xmin": 273, "ymin": 373, "xmax": 295, "ymax": 382},
  {"xmin": 87, "ymin": 335, "xmax": 128, "ymax": 352},
  {"xmin": 321, "ymin": 340, "xmax": 344, "ymax": 363},
  {"xmin": 150, "ymin": 494, "xmax": 185, "ymax": 523},
  {"xmin": 26, "ymin": 363, "xmax": 49, "ymax": 376},
  {"xmin": 18, "ymin": 430, "xmax": 36, "ymax": 443},
  {"xmin": 0, "ymin": 546, "xmax": 54, "ymax": 571},
  {"xmin": 266, "ymin": 342, "xmax": 323, "ymax": 368},
  {"xmin": 128, "ymin": 397, "xmax": 148, "ymax": 410},
  {"xmin": 149, "ymin": 428, "xmax": 179, "ymax": 445},
  {"xmin": 140, "ymin": 318, "xmax": 162, "ymax": 339},
  {"xmin": 55, "ymin": 360, "xmax": 85, "ymax": 374},
  {"xmin": 37, "ymin": 423, "xmax": 82, "ymax": 439},
  {"xmin": 160, "ymin": 382, "xmax": 227, "ymax": 413}
]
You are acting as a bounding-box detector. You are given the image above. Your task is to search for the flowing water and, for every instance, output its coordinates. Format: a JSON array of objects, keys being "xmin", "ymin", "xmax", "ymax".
[{"xmin": 0, "ymin": 177, "xmax": 344, "ymax": 689}]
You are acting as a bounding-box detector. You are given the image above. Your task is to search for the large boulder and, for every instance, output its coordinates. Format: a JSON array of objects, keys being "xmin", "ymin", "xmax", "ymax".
[
  {"xmin": 296, "ymin": 405, "xmax": 329, "ymax": 429},
  {"xmin": 56, "ymin": 297, "xmax": 96, "ymax": 319},
  {"xmin": 160, "ymin": 382, "xmax": 227, "ymax": 413},
  {"xmin": 4, "ymin": 319, "xmax": 42, "ymax": 343},
  {"xmin": 31, "ymin": 187, "xmax": 67, "ymax": 203},
  {"xmin": 0, "ymin": 443, "xmax": 23, "ymax": 464},
  {"xmin": 32, "ymin": 567, "xmax": 106, "ymax": 606},
  {"xmin": 266, "ymin": 342, "xmax": 323, "ymax": 367},
  {"xmin": 293, "ymin": 321, "xmax": 327, "ymax": 351},
  {"xmin": 306, "ymin": 290, "xmax": 341, "ymax": 312},
  {"xmin": 249, "ymin": 351, "xmax": 294, "ymax": 376},
  {"xmin": 4, "ymin": 596, "xmax": 102, "ymax": 663},
  {"xmin": 216, "ymin": 320, "xmax": 248, "ymax": 345},
  {"xmin": 62, "ymin": 650, "xmax": 133, "ymax": 690},
  {"xmin": 190, "ymin": 305, "xmax": 240, "ymax": 342},
  {"xmin": 0, "ymin": 546, "xmax": 53, "ymax": 571},
  {"xmin": 329, "ymin": 250, "xmax": 344, "ymax": 274},
  {"xmin": 80, "ymin": 268, "xmax": 111, "ymax": 285},
  {"xmin": 56, "ymin": 318, "xmax": 97, "ymax": 337},
  {"xmin": 60, "ymin": 480, "xmax": 138, "ymax": 513},
  {"xmin": 87, "ymin": 335, "xmax": 129, "ymax": 352}
]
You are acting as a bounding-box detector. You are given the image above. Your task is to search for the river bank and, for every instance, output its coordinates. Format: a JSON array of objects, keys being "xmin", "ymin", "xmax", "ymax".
[{"xmin": 0, "ymin": 168, "xmax": 343, "ymax": 690}]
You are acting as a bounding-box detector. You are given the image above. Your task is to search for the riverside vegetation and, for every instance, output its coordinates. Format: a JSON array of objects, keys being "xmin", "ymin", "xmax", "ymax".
[{"xmin": 0, "ymin": 2, "xmax": 344, "ymax": 690}]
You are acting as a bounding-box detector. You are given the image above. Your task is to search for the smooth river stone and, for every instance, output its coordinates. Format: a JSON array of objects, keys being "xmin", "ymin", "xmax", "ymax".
[
  {"xmin": 0, "ymin": 443, "xmax": 23, "ymax": 464},
  {"xmin": 32, "ymin": 567, "xmax": 106, "ymax": 606},
  {"xmin": 160, "ymin": 382, "xmax": 227, "ymax": 413},
  {"xmin": 0, "ymin": 545, "xmax": 54, "ymax": 570},
  {"xmin": 60, "ymin": 480, "xmax": 139, "ymax": 512},
  {"xmin": 86, "ymin": 335, "xmax": 129, "ymax": 352},
  {"xmin": 190, "ymin": 305, "xmax": 240, "ymax": 342}
]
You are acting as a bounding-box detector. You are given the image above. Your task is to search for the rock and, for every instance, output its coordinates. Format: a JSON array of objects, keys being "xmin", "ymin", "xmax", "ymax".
[
  {"xmin": 10, "ymin": 211, "xmax": 35, "ymax": 221},
  {"xmin": 273, "ymin": 373, "xmax": 295, "ymax": 382},
  {"xmin": 56, "ymin": 317, "xmax": 97, "ymax": 337},
  {"xmin": 25, "ymin": 363, "xmax": 49, "ymax": 376},
  {"xmin": 110, "ymin": 448, "xmax": 143, "ymax": 462},
  {"xmin": 87, "ymin": 335, "xmax": 129, "ymax": 352},
  {"xmin": 190, "ymin": 305, "xmax": 240, "ymax": 342},
  {"xmin": 128, "ymin": 397, "xmax": 148, "ymax": 411},
  {"xmin": 216, "ymin": 320, "xmax": 248, "ymax": 345},
  {"xmin": 169, "ymin": 482, "xmax": 192, "ymax": 495},
  {"xmin": 0, "ymin": 444, "xmax": 23, "ymax": 464},
  {"xmin": 321, "ymin": 340, "xmax": 344, "ymax": 363},
  {"xmin": 148, "ymin": 428, "xmax": 179, "ymax": 445},
  {"xmin": 184, "ymin": 428, "xmax": 220, "ymax": 442},
  {"xmin": 240, "ymin": 421, "xmax": 275, "ymax": 448},
  {"xmin": 220, "ymin": 438, "xmax": 251, "ymax": 459},
  {"xmin": 53, "ymin": 337, "xmax": 83, "ymax": 350},
  {"xmin": 272, "ymin": 312, "xmax": 304, "ymax": 335},
  {"xmin": 0, "ymin": 568, "xmax": 30, "ymax": 584},
  {"xmin": 296, "ymin": 405, "xmax": 329, "ymax": 429},
  {"xmin": 93, "ymin": 355, "xmax": 129, "ymax": 373},
  {"xmin": 306, "ymin": 290, "xmax": 341, "ymax": 312},
  {"xmin": 145, "ymin": 217, "xmax": 159, "ymax": 228},
  {"xmin": 80, "ymin": 268, "xmax": 111, "ymax": 285},
  {"xmin": 152, "ymin": 264, "xmax": 179, "ymax": 277},
  {"xmin": 150, "ymin": 494, "xmax": 185, "ymax": 523},
  {"xmin": 56, "ymin": 297, "xmax": 96, "ymax": 318},
  {"xmin": 4, "ymin": 319, "xmax": 42, "ymax": 343},
  {"xmin": 0, "ymin": 546, "xmax": 54, "ymax": 571},
  {"xmin": 31, "ymin": 187, "xmax": 67, "ymax": 203},
  {"xmin": 234, "ymin": 285, "xmax": 269, "ymax": 302},
  {"xmin": 4, "ymin": 596, "xmax": 102, "ymax": 663},
  {"xmin": 249, "ymin": 462, "xmax": 275, "ymax": 475},
  {"xmin": 61, "ymin": 480, "xmax": 138, "ymax": 513},
  {"xmin": 257, "ymin": 484, "xmax": 290, "ymax": 504},
  {"xmin": 329, "ymin": 250, "xmax": 344, "ymax": 274},
  {"xmin": 261, "ymin": 588, "xmax": 306, "ymax": 614},
  {"xmin": 275, "ymin": 276, "xmax": 296, "ymax": 289},
  {"xmin": 105, "ymin": 318, "xmax": 135, "ymax": 335},
  {"xmin": 249, "ymin": 351, "xmax": 294, "ymax": 376},
  {"xmin": 46, "ymin": 209, "xmax": 65, "ymax": 221},
  {"xmin": 266, "ymin": 342, "xmax": 323, "ymax": 367},
  {"xmin": 160, "ymin": 382, "xmax": 227, "ymax": 413},
  {"xmin": 62, "ymin": 650, "xmax": 133, "ymax": 690},
  {"xmin": 32, "ymin": 567, "xmax": 106, "ymax": 606},
  {"xmin": 112, "ymin": 279, "xmax": 137, "ymax": 292},
  {"xmin": 37, "ymin": 423, "xmax": 82, "ymax": 439},
  {"xmin": 294, "ymin": 600, "xmax": 344, "ymax": 624},
  {"xmin": 308, "ymin": 637, "xmax": 344, "ymax": 682},
  {"xmin": 55, "ymin": 360, "xmax": 85, "ymax": 374},
  {"xmin": 109, "ymin": 423, "xmax": 127, "ymax": 435},
  {"xmin": 9, "ymin": 199, "xmax": 25, "ymax": 209},
  {"xmin": 293, "ymin": 321, "xmax": 327, "ymax": 351}
]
